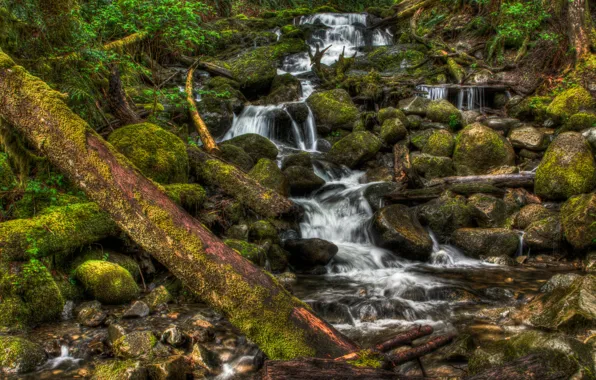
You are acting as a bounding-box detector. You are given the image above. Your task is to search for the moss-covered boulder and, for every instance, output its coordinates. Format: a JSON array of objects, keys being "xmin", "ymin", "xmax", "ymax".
[
  {"xmin": 524, "ymin": 215, "xmax": 562, "ymax": 251},
  {"xmin": 164, "ymin": 183, "xmax": 207, "ymax": 215},
  {"xmin": 75, "ymin": 261, "xmax": 139, "ymax": 305},
  {"xmin": 248, "ymin": 220, "xmax": 279, "ymax": 243},
  {"xmin": 68, "ymin": 249, "xmax": 140, "ymax": 280},
  {"xmin": 225, "ymin": 239, "xmax": 266, "ymax": 266},
  {"xmin": 535, "ymin": 132, "xmax": 596, "ymax": 200},
  {"xmin": 327, "ymin": 131, "xmax": 382, "ymax": 168},
  {"xmin": 377, "ymin": 107, "xmax": 409, "ymax": 127},
  {"xmin": 222, "ymin": 133, "xmax": 278, "ymax": 162},
  {"xmin": 0, "ymin": 336, "xmax": 46, "ymax": 374},
  {"xmin": 467, "ymin": 193, "xmax": 507, "ymax": 228},
  {"xmin": 514, "ymin": 204, "xmax": 554, "ymax": 229},
  {"xmin": 561, "ymin": 192, "xmax": 596, "ymax": 250},
  {"xmin": 562, "ymin": 111, "xmax": 596, "ymax": 132},
  {"xmin": 196, "ymin": 77, "xmax": 246, "ymax": 138},
  {"xmin": 263, "ymin": 74, "xmax": 302, "ymax": 104},
  {"xmin": 144, "ymin": 285, "xmax": 173, "ymax": 312},
  {"xmin": 373, "ymin": 204, "xmax": 433, "ymax": 261},
  {"xmin": 380, "ymin": 118, "xmax": 407, "ymax": 145},
  {"xmin": 411, "ymin": 153, "xmax": 455, "ymax": 180},
  {"xmin": 467, "ymin": 331, "xmax": 593, "ymax": 378},
  {"xmin": 508, "ymin": 125, "xmax": 545, "ymax": 150},
  {"xmin": 248, "ymin": 158, "xmax": 289, "ymax": 196},
  {"xmin": 422, "ymin": 129, "xmax": 454, "ymax": 157},
  {"xmin": 218, "ymin": 144, "xmax": 255, "ymax": 172},
  {"xmin": 281, "ymin": 152, "xmax": 312, "ymax": 170},
  {"xmin": 92, "ymin": 359, "xmax": 147, "ymax": 380},
  {"xmin": 306, "ymin": 89, "xmax": 359, "ymax": 132},
  {"xmin": 426, "ymin": 100, "xmax": 462, "ymax": 129},
  {"xmin": 113, "ymin": 331, "xmax": 158, "ymax": 359},
  {"xmin": 0, "ymin": 152, "xmax": 16, "ymax": 191},
  {"xmin": 418, "ymin": 191, "xmax": 473, "ymax": 242},
  {"xmin": 508, "ymin": 95, "xmax": 551, "ymax": 122},
  {"xmin": 452, "ymin": 228, "xmax": 519, "ymax": 257},
  {"xmin": 546, "ymin": 86, "xmax": 594, "ymax": 123},
  {"xmin": 453, "ymin": 123, "xmax": 515, "ymax": 175},
  {"xmin": 283, "ymin": 166, "xmax": 325, "ymax": 195},
  {"xmin": 521, "ymin": 275, "xmax": 596, "ymax": 331},
  {"xmin": 108, "ymin": 123, "xmax": 188, "ymax": 184},
  {"xmin": 399, "ymin": 96, "xmax": 430, "ymax": 116}
]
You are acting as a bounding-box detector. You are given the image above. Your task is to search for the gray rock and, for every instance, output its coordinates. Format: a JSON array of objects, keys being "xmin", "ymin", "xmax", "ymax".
[
  {"xmin": 284, "ymin": 238, "xmax": 338, "ymax": 270},
  {"xmin": 161, "ymin": 326, "xmax": 185, "ymax": 347},
  {"xmin": 76, "ymin": 300, "xmax": 107, "ymax": 327},
  {"xmin": 123, "ymin": 301, "xmax": 150, "ymax": 318},
  {"xmin": 509, "ymin": 125, "xmax": 545, "ymax": 150}
]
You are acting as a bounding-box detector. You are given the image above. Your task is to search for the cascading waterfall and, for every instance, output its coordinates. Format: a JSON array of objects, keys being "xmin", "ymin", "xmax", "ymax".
[
  {"xmin": 416, "ymin": 85, "xmax": 486, "ymax": 111},
  {"xmin": 417, "ymin": 85, "xmax": 448, "ymax": 101}
]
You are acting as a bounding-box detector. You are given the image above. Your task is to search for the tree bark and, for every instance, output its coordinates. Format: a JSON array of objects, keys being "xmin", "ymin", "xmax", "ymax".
[
  {"xmin": 107, "ymin": 64, "xmax": 141, "ymax": 125},
  {"xmin": 388, "ymin": 335, "xmax": 454, "ymax": 366},
  {"xmin": 0, "ymin": 49, "xmax": 357, "ymax": 360},
  {"xmin": 187, "ymin": 147, "xmax": 300, "ymax": 219},
  {"xmin": 567, "ymin": 0, "xmax": 594, "ymax": 61},
  {"xmin": 259, "ymin": 358, "xmax": 402, "ymax": 380},
  {"xmin": 186, "ymin": 68, "xmax": 219, "ymax": 154},
  {"xmin": 374, "ymin": 325, "xmax": 434, "ymax": 352},
  {"xmin": 393, "ymin": 143, "xmax": 415, "ymax": 189}
]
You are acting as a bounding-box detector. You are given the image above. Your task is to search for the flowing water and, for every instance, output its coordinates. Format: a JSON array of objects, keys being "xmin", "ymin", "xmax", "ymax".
[{"xmin": 417, "ymin": 85, "xmax": 487, "ymax": 111}]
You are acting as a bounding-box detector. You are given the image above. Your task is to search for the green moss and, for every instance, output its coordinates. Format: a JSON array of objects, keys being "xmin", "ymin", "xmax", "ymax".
[
  {"xmin": 347, "ymin": 349, "xmax": 384, "ymax": 369},
  {"xmin": 535, "ymin": 132, "xmax": 596, "ymax": 200},
  {"xmin": 426, "ymin": 100, "xmax": 463, "ymax": 129},
  {"xmin": 218, "ymin": 144, "xmax": 255, "ymax": 172},
  {"xmin": 380, "ymin": 118, "xmax": 407, "ymax": 144},
  {"xmin": 377, "ymin": 107, "xmax": 409, "ymax": 127},
  {"xmin": 508, "ymin": 96, "xmax": 551, "ymax": 122},
  {"xmin": 0, "ymin": 336, "xmax": 46, "ymax": 374},
  {"xmin": 224, "ymin": 239, "xmax": 265, "ymax": 266},
  {"xmin": 11, "ymin": 192, "xmax": 86, "ymax": 219},
  {"xmin": 453, "ymin": 123, "xmax": 515, "ymax": 175},
  {"xmin": 0, "ymin": 152, "xmax": 16, "ymax": 190},
  {"xmin": 306, "ymin": 89, "xmax": 359, "ymax": 131},
  {"xmin": 327, "ymin": 131, "xmax": 382, "ymax": 168},
  {"xmin": 357, "ymin": 47, "xmax": 426, "ymax": 72},
  {"xmin": 411, "ymin": 153, "xmax": 455, "ymax": 179},
  {"xmin": 341, "ymin": 72, "xmax": 384, "ymax": 102},
  {"xmin": 222, "ymin": 133, "xmax": 279, "ymax": 162},
  {"xmin": 561, "ymin": 193, "xmax": 596, "ymax": 250},
  {"xmin": 68, "ymin": 249, "xmax": 140, "ymax": 280},
  {"xmin": 249, "ymin": 220, "xmax": 279, "ymax": 243},
  {"xmin": 248, "ymin": 158, "xmax": 289, "ymax": 196},
  {"xmin": 561, "ymin": 112, "xmax": 596, "ymax": 132},
  {"xmin": 108, "ymin": 123, "xmax": 189, "ymax": 184},
  {"xmin": 75, "ymin": 260, "xmax": 139, "ymax": 305},
  {"xmin": 546, "ymin": 87, "xmax": 595, "ymax": 123},
  {"xmin": 92, "ymin": 359, "xmax": 146, "ymax": 380},
  {"xmin": 424, "ymin": 129, "xmax": 455, "ymax": 157},
  {"xmin": 164, "ymin": 183, "xmax": 206, "ymax": 215},
  {"xmin": 112, "ymin": 331, "xmax": 157, "ymax": 359},
  {"xmin": 19, "ymin": 259, "xmax": 65, "ymax": 325}
]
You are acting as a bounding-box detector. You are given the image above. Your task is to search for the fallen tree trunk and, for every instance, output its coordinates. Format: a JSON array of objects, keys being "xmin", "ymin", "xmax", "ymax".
[
  {"xmin": 465, "ymin": 354, "xmax": 569, "ymax": 380},
  {"xmin": 388, "ymin": 335, "xmax": 454, "ymax": 366},
  {"xmin": 187, "ymin": 146, "xmax": 300, "ymax": 219},
  {"xmin": 388, "ymin": 173, "xmax": 535, "ymax": 201},
  {"xmin": 374, "ymin": 325, "xmax": 433, "ymax": 352},
  {"xmin": 0, "ymin": 49, "xmax": 356, "ymax": 360},
  {"xmin": 178, "ymin": 55, "xmax": 236, "ymax": 80},
  {"xmin": 186, "ymin": 68, "xmax": 219, "ymax": 154},
  {"xmin": 260, "ymin": 358, "xmax": 401, "ymax": 380}
]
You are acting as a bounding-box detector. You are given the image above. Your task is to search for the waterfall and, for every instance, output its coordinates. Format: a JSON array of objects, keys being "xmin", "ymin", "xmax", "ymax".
[
  {"xmin": 417, "ymin": 85, "xmax": 486, "ymax": 111},
  {"xmin": 417, "ymin": 85, "xmax": 448, "ymax": 101}
]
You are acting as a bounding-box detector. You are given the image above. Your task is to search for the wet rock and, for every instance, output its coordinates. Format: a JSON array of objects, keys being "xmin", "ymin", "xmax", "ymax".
[
  {"xmin": 92, "ymin": 359, "xmax": 147, "ymax": 380},
  {"xmin": 306, "ymin": 89, "xmax": 359, "ymax": 132},
  {"xmin": 363, "ymin": 167, "xmax": 394, "ymax": 183},
  {"xmin": 483, "ymin": 255, "xmax": 516, "ymax": 266},
  {"xmin": 226, "ymin": 224, "xmax": 249, "ymax": 240},
  {"xmin": 315, "ymin": 138, "xmax": 332, "ymax": 152},
  {"xmin": 524, "ymin": 216, "xmax": 562, "ymax": 251},
  {"xmin": 398, "ymin": 96, "xmax": 430, "ymax": 116},
  {"xmin": 561, "ymin": 192, "xmax": 596, "ymax": 250},
  {"xmin": 183, "ymin": 314, "xmax": 215, "ymax": 343},
  {"xmin": 76, "ymin": 300, "xmax": 107, "ymax": 327},
  {"xmin": 248, "ymin": 220, "xmax": 279, "ymax": 243},
  {"xmin": 326, "ymin": 131, "xmax": 383, "ymax": 168},
  {"xmin": 467, "ymin": 330, "xmax": 594, "ymax": 378},
  {"xmin": 222, "ymin": 133, "xmax": 278, "ymax": 162},
  {"xmin": 248, "ymin": 158, "xmax": 289, "ymax": 196},
  {"xmin": 75, "ymin": 261, "xmax": 139, "ymax": 305},
  {"xmin": 484, "ymin": 117, "xmax": 520, "ymax": 134},
  {"xmin": 264, "ymin": 74, "xmax": 302, "ymax": 104},
  {"xmin": 285, "ymin": 102, "xmax": 310, "ymax": 124},
  {"xmin": 378, "ymin": 107, "xmax": 409, "ymax": 127},
  {"xmin": 509, "ymin": 125, "xmax": 545, "ymax": 150},
  {"xmin": 281, "ymin": 152, "xmax": 312, "ymax": 170},
  {"xmin": 123, "ymin": 301, "xmax": 150, "ymax": 319},
  {"xmin": 266, "ymin": 244, "xmax": 290, "ymax": 273},
  {"xmin": 373, "ymin": 204, "xmax": 433, "ymax": 261},
  {"xmin": 539, "ymin": 273, "xmax": 582, "ymax": 293},
  {"xmin": 283, "ymin": 166, "xmax": 325, "ymax": 195},
  {"xmin": 161, "ymin": 326, "xmax": 185, "ymax": 347},
  {"xmin": 535, "ymin": 132, "xmax": 596, "ymax": 200},
  {"xmin": 144, "ymin": 286, "xmax": 173, "ymax": 312},
  {"xmin": 453, "ymin": 123, "xmax": 515, "ymax": 175},
  {"xmin": 426, "ymin": 99, "xmax": 463, "ymax": 129},
  {"xmin": 423, "ymin": 129, "xmax": 454, "ymax": 157},
  {"xmin": 484, "ymin": 287, "xmax": 515, "ymax": 300},
  {"xmin": 417, "ymin": 191, "xmax": 473, "ymax": 242},
  {"xmin": 380, "ymin": 118, "xmax": 407, "ymax": 144},
  {"xmin": 191, "ymin": 344, "xmax": 221, "ymax": 372},
  {"xmin": 284, "ymin": 238, "xmax": 338, "ymax": 270},
  {"xmin": 411, "ymin": 153, "xmax": 455, "ymax": 180},
  {"xmin": 275, "ymin": 272, "xmax": 297, "ymax": 292},
  {"xmin": 467, "ymin": 193, "xmax": 507, "ymax": 228},
  {"xmin": 0, "ymin": 336, "xmax": 46, "ymax": 374},
  {"xmin": 437, "ymin": 334, "xmax": 475, "ymax": 361},
  {"xmin": 218, "ymin": 144, "xmax": 255, "ymax": 172},
  {"xmin": 513, "ymin": 204, "xmax": 554, "ymax": 229},
  {"xmin": 113, "ymin": 331, "xmax": 157, "ymax": 359},
  {"xmin": 545, "ymin": 86, "xmax": 594, "ymax": 123},
  {"xmin": 452, "ymin": 228, "xmax": 519, "ymax": 257},
  {"xmin": 522, "ymin": 274, "xmax": 596, "ymax": 330},
  {"xmin": 407, "ymin": 114, "xmax": 423, "ymax": 129},
  {"xmin": 225, "ymin": 239, "xmax": 266, "ymax": 266},
  {"xmin": 363, "ymin": 182, "xmax": 398, "ymax": 212},
  {"xmin": 146, "ymin": 355, "xmax": 190, "ymax": 380},
  {"xmin": 462, "ymin": 110, "xmax": 481, "ymax": 126},
  {"xmin": 108, "ymin": 324, "xmax": 127, "ymax": 346}
]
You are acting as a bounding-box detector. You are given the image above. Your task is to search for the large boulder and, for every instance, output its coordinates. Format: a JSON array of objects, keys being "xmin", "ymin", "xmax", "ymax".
[
  {"xmin": 306, "ymin": 89, "xmax": 359, "ymax": 132},
  {"xmin": 377, "ymin": 107, "xmax": 409, "ymax": 127},
  {"xmin": 411, "ymin": 153, "xmax": 455, "ymax": 180},
  {"xmin": 426, "ymin": 99, "xmax": 462, "ymax": 129},
  {"xmin": 563, "ymin": 111, "xmax": 596, "ymax": 132},
  {"xmin": 417, "ymin": 191, "xmax": 473, "ymax": 242},
  {"xmin": 327, "ymin": 131, "xmax": 382, "ymax": 168},
  {"xmin": 218, "ymin": 144, "xmax": 255, "ymax": 172},
  {"xmin": 263, "ymin": 74, "xmax": 302, "ymax": 104},
  {"xmin": 467, "ymin": 193, "xmax": 507, "ymax": 228},
  {"xmin": 222, "ymin": 133, "xmax": 279, "ymax": 162},
  {"xmin": 524, "ymin": 216, "xmax": 563, "ymax": 251},
  {"xmin": 514, "ymin": 204, "xmax": 554, "ymax": 229},
  {"xmin": 248, "ymin": 158, "xmax": 289, "ymax": 196},
  {"xmin": 561, "ymin": 192, "xmax": 596, "ymax": 250},
  {"xmin": 422, "ymin": 129, "xmax": 455, "ymax": 157},
  {"xmin": 452, "ymin": 228, "xmax": 519, "ymax": 257},
  {"xmin": 452, "ymin": 123, "xmax": 515, "ymax": 175},
  {"xmin": 398, "ymin": 96, "xmax": 430, "ymax": 116},
  {"xmin": 0, "ymin": 336, "xmax": 46, "ymax": 374},
  {"xmin": 373, "ymin": 204, "xmax": 433, "ymax": 261},
  {"xmin": 508, "ymin": 125, "xmax": 545, "ymax": 150},
  {"xmin": 281, "ymin": 152, "xmax": 312, "ymax": 170},
  {"xmin": 380, "ymin": 118, "xmax": 407, "ymax": 144},
  {"xmin": 74, "ymin": 260, "xmax": 139, "ymax": 305},
  {"xmin": 545, "ymin": 86, "xmax": 594, "ymax": 123},
  {"xmin": 108, "ymin": 123, "xmax": 189, "ymax": 184},
  {"xmin": 283, "ymin": 166, "xmax": 325, "ymax": 195},
  {"xmin": 535, "ymin": 132, "xmax": 596, "ymax": 200},
  {"xmin": 284, "ymin": 238, "xmax": 338, "ymax": 271}
]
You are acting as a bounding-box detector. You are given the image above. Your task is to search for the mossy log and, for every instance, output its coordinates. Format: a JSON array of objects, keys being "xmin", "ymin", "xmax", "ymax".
[
  {"xmin": 187, "ymin": 146, "xmax": 300, "ymax": 219},
  {"xmin": 186, "ymin": 67, "xmax": 219, "ymax": 153},
  {"xmin": 0, "ymin": 203, "xmax": 118, "ymax": 262},
  {"xmin": 0, "ymin": 49, "xmax": 356, "ymax": 360}
]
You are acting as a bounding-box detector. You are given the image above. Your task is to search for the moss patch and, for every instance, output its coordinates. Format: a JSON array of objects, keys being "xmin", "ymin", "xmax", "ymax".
[
  {"xmin": 546, "ymin": 87, "xmax": 595, "ymax": 123},
  {"xmin": 248, "ymin": 158, "xmax": 289, "ymax": 196},
  {"xmin": 453, "ymin": 123, "xmax": 515, "ymax": 175},
  {"xmin": 164, "ymin": 183, "xmax": 207, "ymax": 215},
  {"xmin": 75, "ymin": 260, "xmax": 139, "ymax": 305},
  {"xmin": 0, "ymin": 336, "xmax": 46, "ymax": 374},
  {"xmin": 306, "ymin": 89, "xmax": 359, "ymax": 131},
  {"xmin": 327, "ymin": 131, "xmax": 382, "ymax": 168}
]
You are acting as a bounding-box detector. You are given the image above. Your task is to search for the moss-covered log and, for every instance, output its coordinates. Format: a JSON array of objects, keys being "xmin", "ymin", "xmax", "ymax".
[
  {"xmin": 0, "ymin": 203, "xmax": 118, "ymax": 262},
  {"xmin": 0, "ymin": 49, "xmax": 356, "ymax": 360},
  {"xmin": 188, "ymin": 146, "xmax": 300, "ymax": 219}
]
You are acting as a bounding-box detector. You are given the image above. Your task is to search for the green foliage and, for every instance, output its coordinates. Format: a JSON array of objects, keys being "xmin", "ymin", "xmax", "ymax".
[{"xmin": 494, "ymin": 0, "xmax": 550, "ymax": 46}]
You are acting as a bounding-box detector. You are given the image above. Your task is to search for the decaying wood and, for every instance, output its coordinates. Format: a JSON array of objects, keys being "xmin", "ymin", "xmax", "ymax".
[
  {"xmin": 260, "ymin": 358, "xmax": 403, "ymax": 380},
  {"xmin": 178, "ymin": 55, "xmax": 236, "ymax": 80},
  {"xmin": 388, "ymin": 172, "xmax": 536, "ymax": 201},
  {"xmin": 393, "ymin": 143, "xmax": 415, "ymax": 189},
  {"xmin": 187, "ymin": 147, "xmax": 299, "ymax": 219},
  {"xmin": 107, "ymin": 64, "xmax": 141, "ymax": 125},
  {"xmin": 388, "ymin": 335, "xmax": 454, "ymax": 366},
  {"xmin": 465, "ymin": 353, "xmax": 569, "ymax": 380},
  {"xmin": 186, "ymin": 67, "xmax": 220, "ymax": 154},
  {"xmin": 0, "ymin": 49, "xmax": 358, "ymax": 360},
  {"xmin": 374, "ymin": 325, "xmax": 434, "ymax": 352}
]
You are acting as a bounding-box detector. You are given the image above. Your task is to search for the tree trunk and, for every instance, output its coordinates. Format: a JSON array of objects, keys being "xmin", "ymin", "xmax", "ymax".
[
  {"xmin": 0, "ymin": 49, "xmax": 357, "ymax": 360},
  {"xmin": 567, "ymin": 0, "xmax": 594, "ymax": 61},
  {"xmin": 186, "ymin": 68, "xmax": 220, "ymax": 154},
  {"xmin": 107, "ymin": 64, "xmax": 141, "ymax": 125},
  {"xmin": 259, "ymin": 358, "xmax": 402, "ymax": 380}
]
